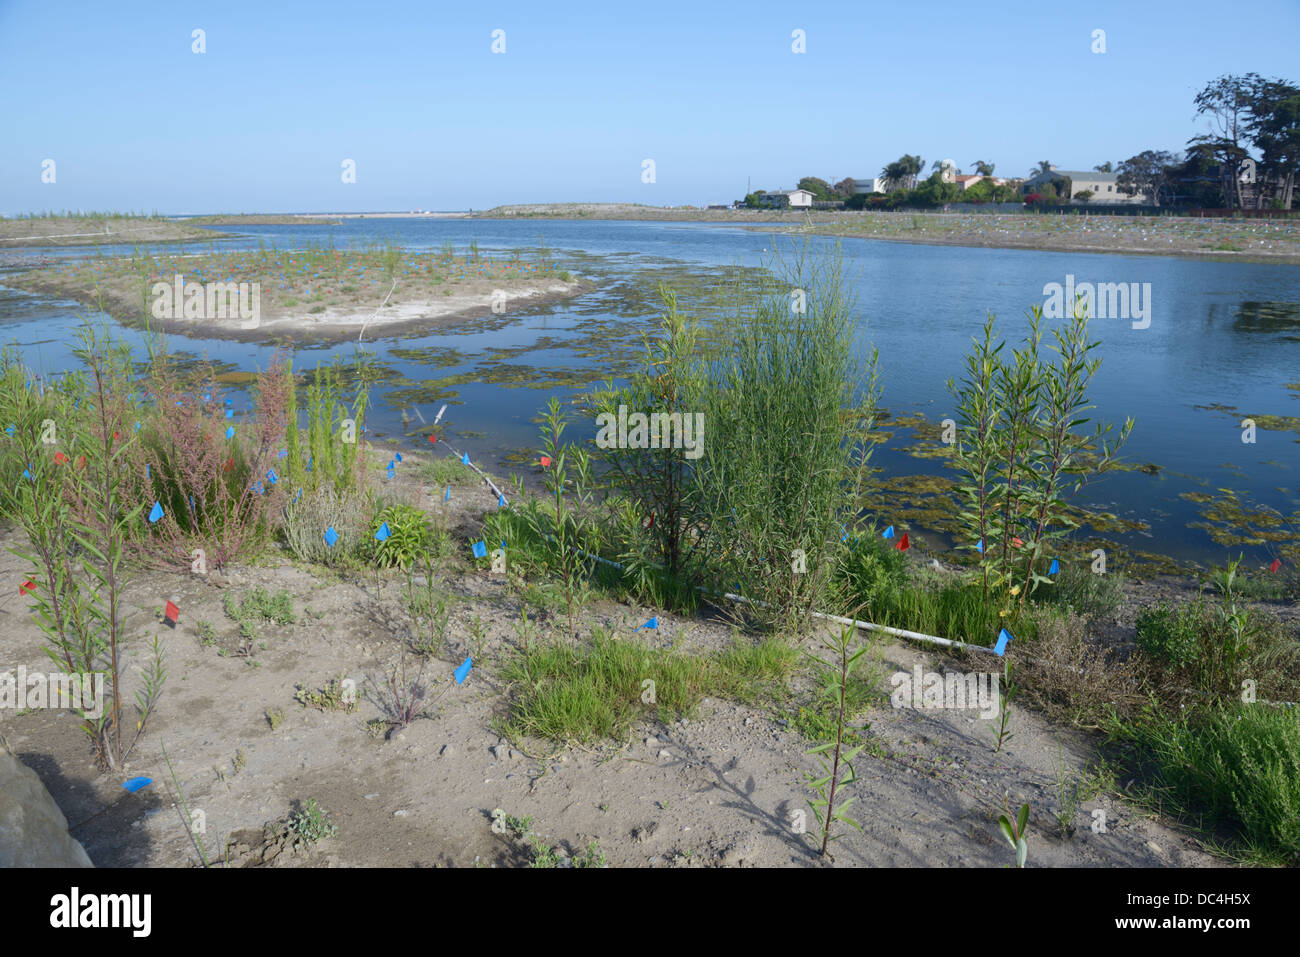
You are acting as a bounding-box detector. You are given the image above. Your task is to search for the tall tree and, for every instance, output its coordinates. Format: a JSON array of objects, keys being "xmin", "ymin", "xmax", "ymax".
[
  {"xmin": 1093, "ymin": 161, "xmax": 1114, "ymax": 173},
  {"xmin": 1190, "ymin": 74, "xmax": 1261, "ymax": 208},
  {"xmin": 797, "ymin": 177, "xmax": 834, "ymax": 201},
  {"xmin": 1245, "ymin": 76, "xmax": 1300, "ymax": 209},
  {"xmin": 832, "ymin": 177, "xmax": 858, "ymax": 200},
  {"xmin": 1117, "ymin": 151, "xmax": 1178, "ymax": 205},
  {"xmin": 971, "ymin": 159, "xmax": 996, "ymax": 176}
]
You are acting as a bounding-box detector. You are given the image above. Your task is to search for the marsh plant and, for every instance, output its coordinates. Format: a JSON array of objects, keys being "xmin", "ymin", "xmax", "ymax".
[
  {"xmin": 997, "ymin": 801, "xmax": 1031, "ymax": 868},
  {"xmin": 1, "ymin": 326, "xmax": 166, "ymax": 769},
  {"xmin": 588, "ymin": 286, "xmax": 706, "ymax": 599},
  {"xmin": 695, "ymin": 245, "xmax": 880, "ymax": 631},
  {"xmin": 991, "ymin": 656, "xmax": 1017, "ymax": 753},
  {"xmin": 948, "ymin": 302, "xmax": 1132, "ymax": 612},
  {"xmin": 526, "ymin": 397, "xmax": 601, "ymax": 635},
  {"xmin": 804, "ymin": 625, "xmax": 868, "ymax": 858}
]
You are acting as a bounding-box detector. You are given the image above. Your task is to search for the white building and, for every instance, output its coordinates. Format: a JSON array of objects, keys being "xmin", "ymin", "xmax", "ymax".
[{"xmin": 853, "ymin": 177, "xmax": 888, "ymax": 195}]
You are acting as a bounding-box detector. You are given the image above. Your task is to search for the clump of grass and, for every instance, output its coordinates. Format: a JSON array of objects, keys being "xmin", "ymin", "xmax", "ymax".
[
  {"xmin": 500, "ymin": 628, "xmax": 794, "ymax": 744},
  {"xmin": 1109, "ymin": 705, "xmax": 1300, "ymax": 864},
  {"xmin": 224, "ymin": 586, "xmax": 296, "ymax": 626},
  {"xmin": 283, "ymin": 485, "xmax": 372, "ymax": 567},
  {"xmin": 1038, "ymin": 562, "xmax": 1125, "ymax": 619}
]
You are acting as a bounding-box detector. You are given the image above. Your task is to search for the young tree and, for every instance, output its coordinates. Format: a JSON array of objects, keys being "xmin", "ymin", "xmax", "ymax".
[{"xmin": 1117, "ymin": 150, "xmax": 1178, "ymax": 205}]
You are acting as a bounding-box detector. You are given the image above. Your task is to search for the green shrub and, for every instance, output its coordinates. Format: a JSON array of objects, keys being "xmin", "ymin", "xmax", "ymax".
[
  {"xmin": 829, "ymin": 533, "xmax": 908, "ymax": 618},
  {"xmin": 1117, "ymin": 705, "xmax": 1300, "ymax": 863},
  {"xmin": 1136, "ymin": 603, "xmax": 1202, "ymax": 668},
  {"xmin": 369, "ymin": 503, "xmax": 441, "ymax": 569}
]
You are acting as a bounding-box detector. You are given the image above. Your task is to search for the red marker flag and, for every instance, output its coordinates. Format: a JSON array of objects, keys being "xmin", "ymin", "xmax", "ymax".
[
  {"xmin": 428, "ymin": 433, "xmax": 438, "ymax": 444},
  {"xmin": 1011, "ymin": 536, "xmax": 1025, "ymax": 549},
  {"xmin": 163, "ymin": 600, "xmax": 180, "ymax": 627},
  {"xmin": 53, "ymin": 451, "xmax": 68, "ymax": 465},
  {"xmin": 1269, "ymin": 558, "xmax": 1282, "ymax": 574},
  {"xmin": 897, "ymin": 533, "xmax": 910, "ymax": 551},
  {"xmin": 540, "ymin": 455, "xmax": 552, "ymax": 468},
  {"xmin": 19, "ymin": 579, "xmax": 36, "ymax": 595},
  {"xmin": 76, "ymin": 455, "xmax": 86, "ymax": 469}
]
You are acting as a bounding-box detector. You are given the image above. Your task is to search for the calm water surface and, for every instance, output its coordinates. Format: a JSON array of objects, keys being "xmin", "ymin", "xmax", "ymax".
[{"xmin": 2, "ymin": 218, "xmax": 1297, "ymax": 569}]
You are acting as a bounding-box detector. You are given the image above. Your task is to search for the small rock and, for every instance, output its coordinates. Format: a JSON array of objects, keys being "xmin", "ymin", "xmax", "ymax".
[
  {"xmin": 490, "ymin": 745, "xmax": 507, "ymax": 760},
  {"xmin": 393, "ymin": 809, "xmax": 408, "ymax": 818},
  {"xmin": 364, "ymin": 793, "xmax": 380, "ymax": 800},
  {"xmin": 658, "ymin": 749, "xmax": 670, "ymax": 759},
  {"xmin": 440, "ymin": 744, "xmax": 454, "ymax": 758}
]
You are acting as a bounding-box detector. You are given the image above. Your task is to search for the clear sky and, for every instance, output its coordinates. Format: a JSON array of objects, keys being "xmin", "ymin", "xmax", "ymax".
[{"xmin": 2, "ymin": 0, "xmax": 1297, "ymax": 214}]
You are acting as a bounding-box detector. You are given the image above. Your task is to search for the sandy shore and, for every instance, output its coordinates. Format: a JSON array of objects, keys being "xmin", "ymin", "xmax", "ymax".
[{"xmin": 5, "ymin": 245, "xmax": 589, "ymax": 342}]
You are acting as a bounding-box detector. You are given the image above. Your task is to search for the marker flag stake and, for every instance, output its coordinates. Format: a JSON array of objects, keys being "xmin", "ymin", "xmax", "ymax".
[
  {"xmin": 498, "ymin": 493, "xmax": 505, "ymax": 508},
  {"xmin": 994, "ymin": 627, "xmax": 1013, "ymax": 656},
  {"xmin": 122, "ymin": 777, "xmax": 151, "ymax": 793},
  {"xmin": 324, "ymin": 526, "xmax": 339, "ymax": 547},
  {"xmin": 445, "ymin": 485, "xmax": 451, "ymax": 501},
  {"xmin": 461, "ymin": 453, "xmax": 470, "ymax": 465},
  {"xmin": 148, "ymin": 501, "xmax": 164, "ymax": 523},
  {"xmin": 636, "ymin": 616, "xmax": 658, "ymax": 631},
  {"xmin": 1049, "ymin": 558, "xmax": 1060, "ymax": 576},
  {"xmin": 471, "ymin": 541, "xmax": 487, "ymax": 559},
  {"xmin": 225, "ymin": 426, "xmax": 234, "ymax": 440},
  {"xmin": 164, "ymin": 601, "xmax": 180, "ymax": 627},
  {"xmin": 1269, "ymin": 558, "xmax": 1282, "ymax": 574},
  {"xmin": 897, "ymin": 533, "xmax": 910, "ymax": 551},
  {"xmin": 453, "ymin": 656, "xmax": 472, "ymax": 684},
  {"xmin": 375, "ymin": 522, "xmax": 391, "ymax": 541},
  {"xmin": 883, "ymin": 525, "xmax": 895, "ymax": 539},
  {"xmin": 976, "ymin": 539, "xmax": 984, "ymax": 554}
]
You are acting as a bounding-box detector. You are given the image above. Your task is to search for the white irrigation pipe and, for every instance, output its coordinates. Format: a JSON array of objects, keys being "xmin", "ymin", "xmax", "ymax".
[
  {"xmin": 357, "ymin": 277, "xmax": 398, "ymax": 342},
  {"xmin": 430, "ymin": 439, "xmax": 1300, "ymax": 697}
]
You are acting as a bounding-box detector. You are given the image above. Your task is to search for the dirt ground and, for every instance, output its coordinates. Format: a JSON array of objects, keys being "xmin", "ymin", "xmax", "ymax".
[
  {"xmin": 0, "ymin": 217, "xmax": 226, "ymax": 248},
  {"xmin": 0, "ymin": 445, "xmax": 1232, "ymax": 869}
]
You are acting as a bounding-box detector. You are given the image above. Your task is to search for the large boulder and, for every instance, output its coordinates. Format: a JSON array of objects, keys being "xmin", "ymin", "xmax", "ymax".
[{"xmin": 0, "ymin": 732, "xmax": 94, "ymax": 867}]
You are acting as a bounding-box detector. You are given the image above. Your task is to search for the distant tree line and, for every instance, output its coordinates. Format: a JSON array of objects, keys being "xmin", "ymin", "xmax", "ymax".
[{"xmin": 743, "ymin": 73, "xmax": 1297, "ymax": 211}]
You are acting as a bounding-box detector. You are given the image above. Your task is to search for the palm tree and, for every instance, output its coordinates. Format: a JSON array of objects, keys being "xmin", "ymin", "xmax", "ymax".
[
  {"xmin": 972, "ymin": 160, "xmax": 995, "ymax": 176},
  {"xmin": 1033, "ymin": 160, "xmax": 1054, "ymax": 176}
]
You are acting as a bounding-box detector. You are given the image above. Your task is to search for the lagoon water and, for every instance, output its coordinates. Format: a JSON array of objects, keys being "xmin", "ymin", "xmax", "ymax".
[{"xmin": 1, "ymin": 218, "xmax": 1297, "ymax": 569}]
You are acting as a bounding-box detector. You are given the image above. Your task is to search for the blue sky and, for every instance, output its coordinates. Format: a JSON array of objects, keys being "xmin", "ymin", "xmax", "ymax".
[{"xmin": 2, "ymin": 0, "xmax": 1297, "ymax": 214}]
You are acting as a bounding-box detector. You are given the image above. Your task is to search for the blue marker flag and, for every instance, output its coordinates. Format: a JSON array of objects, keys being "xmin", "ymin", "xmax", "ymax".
[
  {"xmin": 444, "ymin": 485, "xmax": 451, "ymax": 501},
  {"xmin": 471, "ymin": 540, "xmax": 487, "ymax": 559},
  {"xmin": 461, "ymin": 453, "xmax": 470, "ymax": 465},
  {"xmin": 498, "ymin": 494, "xmax": 505, "ymax": 508},
  {"xmin": 293, "ymin": 488, "xmax": 303, "ymax": 504},
  {"xmin": 278, "ymin": 449, "xmax": 287, "ymax": 459},
  {"xmin": 1049, "ymin": 558, "xmax": 1060, "ymax": 575},
  {"xmin": 121, "ymin": 777, "xmax": 152, "ymax": 793},
  {"xmin": 224, "ymin": 398, "xmax": 232, "ymax": 406},
  {"xmin": 994, "ymin": 627, "xmax": 1013, "ymax": 656},
  {"xmin": 148, "ymin": 501, "xmax": 164, "ymax": 523},
  {"xmin": 225, "ymin": 409, "xmax": 233, "ymax": 419},
  {"xmin": 883, "ymin": 525, "xmax": 895, "ymax": 539},
  {"xmin": 324, "ymin": 526, "xmax": 338, "ymax": 547},
  {"xmin": 375, "ymin": 522, "xmax": 391, "ymax": 541},
  {"xmin": 454, "ymin": 656, "xmax": 473, "ymax": 685},
  {"xmin": 145, "ymin": 464, "xmax": 150, "ymax": 479},
  {"xmin": 394, "ymin": 452, "xmax": 402, "ymax": 463},
  {"xmin": 976, "ymin": 539, "xmax": 984, "ymax": 554},
  {"xmin": 501, "ymin": 540, "xmax": 507, "ymax": 551},
  {"xmin": 225, "ymin": 426, "xmax": 234, "ymax": 440},
  {"xmin": 267, "ymin": 469, "xmax": 278, "ymax": 485},
  {"xmin": 306, "ymin": 456, "xmax": 313, "ymax": 472},
  {"xmin": 637, "ymin": 616, "xmax": 658, "ymax": 631}
]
